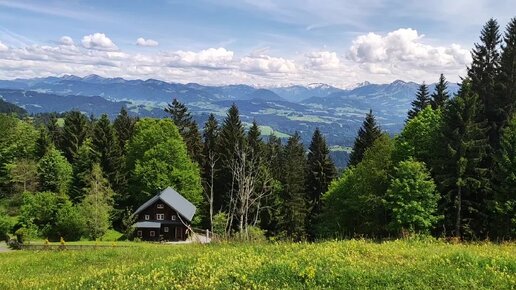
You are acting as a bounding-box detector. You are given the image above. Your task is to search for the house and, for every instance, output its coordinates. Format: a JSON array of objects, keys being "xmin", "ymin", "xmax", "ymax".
[{"xmin": 132, "ymin": 187, "xmax": 196, "ymax": 241}]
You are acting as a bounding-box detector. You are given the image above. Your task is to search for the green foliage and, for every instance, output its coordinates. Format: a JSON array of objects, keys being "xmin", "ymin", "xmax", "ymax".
[
  {"xmin": 55, "ymin": 203, "xmax": 85, "ymax": 241},
  {"xmin": 0, "ymin": 212, "xmax": 12, "ymax": 241},
  {"xmin": 492, "ymin": 114, "xmax": 516, "ymax": 239},
  {"xmin": 37, "ymin": 147, "xmax": 73, "ymax": 195},
  {"xmin": 80, "ymin": 164, "xmax": 114, "ymax": 240},
  {"xmin": 92, "ymin": 114, "xmax": 123, "ymax": 191},
  {"xmin": 386, "ymin": 159, "xmax": 441, "ymax": 234},
  {"xmin": 318, "ymin": 134, "xmax": 394, "ymax": 237},
  {"xmin": 212, "ymin": 212, "xmax": 228, "ymax": 238},
  {"xmin": 393, "ymin": 106, "xmax": 442, "ymax": 165},
  {"xmin": 5, "ymin": 159, "xmax": 39, "ymax": 194},
  {"xmin": 70, "ymin": 139, "xmax": 95, "ymax": 202},
  {"xmin": 348, "ymin": 109, "xmax": 382, "ymax": 166},
  {"xmin": 113, "ymin": 107, "xmax": 136, "ymax": 155},
  {"xmin": 0, "ymin": 99, "xmax": 27, "ymax": 115},
  {"xmin": 430, "ymin": 74, "xmax": 450, "ymax": 109},
  {"xmin": 126, "ymin": 118, "xmax": 202, "ymax": 206},
  {"xmin": 60, "ymin": 111, "xmax": 89, "ymax": 162},
  {"xmin": 279, "ymin": 132, "xmax": 307, "ymax": 240},
  {"xmin": 408, "ymin": 83, "xmax": 431, "ymax": 120}
]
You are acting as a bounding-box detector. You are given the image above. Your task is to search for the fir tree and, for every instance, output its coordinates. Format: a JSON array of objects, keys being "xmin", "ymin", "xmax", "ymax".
[
  {"xmin": 306, "ymin": 128, "xmax": 336, "ymax": 215},
  {"xmin": 430, "ymin": 74, "xmax": 450, "ymax": 109},
  {"xmin": 279, "ymin": 132, "xmax": 307, "ymax": 240},
  {"xmin": 46, "ymin": 113, "xmax": 62, "ymax": 147},
  {"xmin": 113, "ymin": 107, "xmax": 136, "ymax": 155},
  {"xmin": 434, "ymin": 80, "xmax": 489, "ymax": 238},
  {"xmin": 348, "ymin": 109, "xmax": 382, "ymax": 166},
  {"xmin": 164, "ymin": 99, "xmax": 203, "ymax": 165},
  {"xmin": 35, "ymin": 126, "xmax": 52, "ymax": 159},
  {"xmin": 408, "ymin": 83, "xmax": 431, "ymax": 120},
  {"xmin": 498, "ymin": 18, "xmax": 516, "ymax": 120},
  {"xmin": 91, "ymin": 114, "xmax": 123, "ymax": 192},
  {"xmin": 468, "ymin": 18, "xmax": 502, "ymax": 150},
  {"xmin": 247, "ymin": 120, "xmax": 262, "ymax": 165},
  {"xmin": 201, "ymin": 114, "xmax": 220, "ymax": 230},
  {"xmin": 259, "ymin": 135, "xmax": 283, "ymax": 235},
  {"xmin": 69, "ymin": 139, "xmax": 95, "ymax": 203},
  {"xmin": 60, "ymin": 111, "xmax": 89, "ymax": 163}
]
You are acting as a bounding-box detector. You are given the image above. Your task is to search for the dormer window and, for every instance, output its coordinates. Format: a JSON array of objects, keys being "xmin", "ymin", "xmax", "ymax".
[
  {"xmin": 157, "ymin": 203, "xmax": 164, "ymax": 209},
  {"xmin": 156, "ymin": 213, "xmax": 165, "ymax": 220},
  {"xmin": 144, "ymin": 215, "xmax": 150, "ymax": 220},
  {"xmin": 171, "ymin": 215, "xmax": 177, "ymax": 221}
]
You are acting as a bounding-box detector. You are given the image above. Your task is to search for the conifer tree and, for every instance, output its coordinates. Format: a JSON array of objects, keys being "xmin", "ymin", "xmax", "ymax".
[
  {"xmin": 35, "ymin": 126, "xmax": 52, "ymax": 159},
  {"xmin": 279, "ymin": 132, "xmax": 307, "ymax": 240},
  {"xmin": 430, "ymin": 74, "xmax": 450, "ymax": 109},
  {"xmin": 201, "ymin": 114, "xmax": 220, "ymax": 230},
  {"xmin": 247, "ymin": 120, "xmax": 262, "ymax": 165},
  {"xmin": 434, "ymin": 80, "xmax": 489, "ymax": 238},
  {"xmin": 306, "ymin": 128, "xmax": 336, "ymax": 215},
  {"xmin": 217, "ymin": 104, "xmax": 246, "ymax": 212},
  {"xmin": 468, "ymin": 18, "xmax": 502, "ymax": 150},
  {"xmin": 348, "ymin": 109, "xmax": 382, "ymax": 166},
  {"xmin": 113, "ymin": 107, "xmax": 136, "ymax": 155},
  {"xmin": 46, "ymin": 113, "xmax": 62, "ymax": 147},
  {"xmin": 70, "ymin": 139, "xmax": 95, "ymax": 203},
  {"xmin": 259, "ymin": 135, "xmax": 283, "ymax": 235},
  {"xmin": 498, "ymin": 18, "xmax": 516, "ymax": 120},
  {"xmin": 92, "ymin": 114, "xmax": 123, "ymax": 192},
  {"xmin": 60, "ymin": 111, "xmax": 89, "ymax": 163},
  {"xmin": 165, "ymin": 99, "xmax": 203, "ymax": 165},
  {"xmin": 408, "ymin": 83, "xmax": 431, "ymax": 120}
]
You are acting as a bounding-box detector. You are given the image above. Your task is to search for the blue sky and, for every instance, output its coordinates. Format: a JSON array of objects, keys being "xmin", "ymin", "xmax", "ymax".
[{"xmin": 0, "ymin": 0, "xmax": 514, "ymax": 87}]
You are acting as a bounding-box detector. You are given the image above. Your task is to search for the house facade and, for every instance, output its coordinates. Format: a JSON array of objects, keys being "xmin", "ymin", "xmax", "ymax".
[{"xmin": 132, "ymin": 187, "xmax": 196, "ymax": 241}]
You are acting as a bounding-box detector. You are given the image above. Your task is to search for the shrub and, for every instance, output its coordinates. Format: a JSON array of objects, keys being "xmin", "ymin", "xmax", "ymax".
[{"xmin": 0, "ymin": 213, "xmax": 12, "ymax": 242}]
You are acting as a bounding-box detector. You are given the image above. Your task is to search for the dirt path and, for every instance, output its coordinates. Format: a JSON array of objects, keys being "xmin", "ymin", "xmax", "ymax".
[{"xmin": 0, "ymin": 241, "xmax": 12, "ymax": 253}]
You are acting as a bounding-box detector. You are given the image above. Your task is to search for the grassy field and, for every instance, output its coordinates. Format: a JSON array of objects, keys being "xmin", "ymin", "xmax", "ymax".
[{"xmin": 0, "ymin": 239, "xmax": 514, "ymax": 289}]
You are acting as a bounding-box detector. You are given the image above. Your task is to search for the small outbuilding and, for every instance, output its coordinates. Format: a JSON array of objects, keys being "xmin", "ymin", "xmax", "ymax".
[{"xmin": 132, "ymin": 187, "xmax": 196, "ymax": 241}]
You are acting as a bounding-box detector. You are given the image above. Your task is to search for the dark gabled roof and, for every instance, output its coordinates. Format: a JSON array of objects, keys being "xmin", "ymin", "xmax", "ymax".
[{"xmin": 134, "ymin": 187, "xmax": 196, "ymax": 222}]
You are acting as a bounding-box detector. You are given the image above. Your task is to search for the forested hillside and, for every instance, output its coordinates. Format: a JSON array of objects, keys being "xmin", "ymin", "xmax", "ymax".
[{"xmin": 0, "ymin": 18, "xmax": 515, "ymax": 243}]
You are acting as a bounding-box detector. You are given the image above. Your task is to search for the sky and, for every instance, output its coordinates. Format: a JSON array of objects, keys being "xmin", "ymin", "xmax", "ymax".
[{"xmin": 0, "ymin": 0, "xmax": 514, "ymax": 87}]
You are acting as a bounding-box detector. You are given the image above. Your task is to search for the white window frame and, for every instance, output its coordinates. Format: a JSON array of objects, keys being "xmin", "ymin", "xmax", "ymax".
[
  {"xmin": 156, "ymin": 213, "xmax": 165, "ymax": 220},
  {"xmin": 164, "ymin": 227, "xmax": 169, "ymax": 233},
  {"xmin": 144, "ymin": 214, "xmax": 150, "ymax": 220},
  {"xmin": 137, "ymin": 230, "xmax": 142, "ymax": 237},
  {"xmin": 171, "ymin": 215, "xmax": 177, "ymax": 221},
  {"xmin": 150, "ymin": 231, "xmax": 155, "ymax": 237},
  {"xmin": 157, "ymin": 203, "xmax": 164, "ymax": 209}
]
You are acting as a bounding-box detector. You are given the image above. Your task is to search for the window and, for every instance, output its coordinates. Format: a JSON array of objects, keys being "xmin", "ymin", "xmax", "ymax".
[
  {"xmin": 164, "ymin": 227, "xmax": 169, "ymax": 233},
  {"xmin": 156, "ymin": 213, "xmax": 165, "ymax": 220},
  {"xmin": 157, "ymin": 203, "xmax": 164, "ymax": 209},
  {"xmin": 150, "ymin": 231, "xmax": 155, "ymax": 237},
  {"xmin": 171, "ymin": 215, "xmax": 177, "ymax": 221},
  {"xmin": 137, "ymin": 230, "xmax": 142, "ymax": 237},
  {"xmin": 144, "ymin": 215, "xmax": 150, "ymax": 220}
]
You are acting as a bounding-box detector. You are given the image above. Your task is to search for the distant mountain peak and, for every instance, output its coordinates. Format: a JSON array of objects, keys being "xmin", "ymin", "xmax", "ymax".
[{"xmin": 307, "ymin": 83, "xmax": 332, "ymax": 89}]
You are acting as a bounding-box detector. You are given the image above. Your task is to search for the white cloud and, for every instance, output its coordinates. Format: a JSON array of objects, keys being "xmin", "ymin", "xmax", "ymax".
[
  {"xmin": 59, "ymin": 36, "xmax": 74, "ymax": 46},
  {"xmin": 349, "ymin": 28, "xmax": 471, "ymax": 67},
  {"xmin": 169, "ymin": 47, "xmax": 234, "ymax": 68},
  {"xmin": 305, "ymin": 51, "xmax": 339, "ymax": 70},
  {"xmin": 136, "ymin": 37, "xmax": 159, "ymax": 47},
  {"xmin": 0, "ymin": 41, "xmax": 8, "ymax": 52},
  {"xmin": 240, "ymin": 55, "xmax": 297, "ymax": 74},
  {"xmin": 81, "ymin": 33, "xmax": 118, "ymax": 51}
]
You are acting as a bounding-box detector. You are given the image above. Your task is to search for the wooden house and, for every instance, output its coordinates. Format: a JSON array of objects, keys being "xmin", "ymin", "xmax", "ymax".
[{"xmin": 132, "ymin": 187, "xmax": 196, "ymax": 241}]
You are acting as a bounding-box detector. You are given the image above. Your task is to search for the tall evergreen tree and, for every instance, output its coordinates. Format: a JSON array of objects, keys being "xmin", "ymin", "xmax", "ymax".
[
  {"xmin": 60, "ymin": 111, "xmax": 89, "ymax": 163},
  {"xmin": 92, "ymin": 114, "xmax": 123, "ymax": 192},
  {"xmin": 46, "ymin": 113, "xmax": 62, "ymax": 148},
  {"xmin": 408, "ymin": 83, "xmax": 431, "ymax": 120},
  {"xmin": 113, "ymin": 107, "xmax": 136, "ymax": 155},
  {"xmin": 165, "ymin": 99, "xmax": 203, "ymax": 165},
  {"xmin": 35, "ymin": 126, "xmax": 53, "ymax": 159},
  {"xmin": 70, "ymin": 139, "xmax": 95, "ymax": 203},
  {"xmin": 247, "ymin": 120, "xmax": 262, "ymax": 165},
  {"xmin": 430, "ymin": 74, "xmax": 450, "ymax": 109},
  {"xmin": 434, "ymin": 80, "xmax": 489, "ymax": 238},
  {"xmin": 306, "ymin": 128, "xmax": 336, "ymax": 217},
  {"xmin": 498, "ymin": 18, "xmax": 516, "ymax": 121},
  {"xmin": 348, "ymin": 109, "xmax": 382, "ymax": 166},
  {"xmin": 279, "ymin": 132, "xmax": 307, "ymax": 240},
  {"xmin": 468, "ymin": 18, "xmax": 502, "ymax": 150},
  {"xmin": 217, "ymin": 104, "xmax": 246, "ymax": 212}
]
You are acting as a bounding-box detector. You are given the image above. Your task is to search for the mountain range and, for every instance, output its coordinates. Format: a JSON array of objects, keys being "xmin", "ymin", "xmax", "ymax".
[{"xmin": 0, "ymin": 75, "xmax": 460, "ymax": 167}]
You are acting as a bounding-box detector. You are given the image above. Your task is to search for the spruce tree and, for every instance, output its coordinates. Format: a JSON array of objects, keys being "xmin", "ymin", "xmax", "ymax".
[
  {"xmin": 165, "ymin": 99, "xmax": 203, "ymax": 165},
  {"xmin": 113, "ymin": 107, "xmax": 136, "ymax": 155},
  {"xmin": 348, "ymin": 109, "xmax": 382, "ymax": 166},
  {"xmin": 306, "ymin": 128, "xmax": 336, "ymax": 215},
  {"xmin": 408, "ymin": 83, "xmax": 431, "ymax": 120},
  {"xmin": 468, "ymin": 18, "xmax": 502, "ymax": 150},
  {"xmin": 35, "ymin": 126, "xmax": 52, "ymax": 159},
  {"xmin": 247, "ymin": 120, "xmax": 262, "ymax": 164},
  {"xmin": 498, "ymin": 18, "xmax": 516, "ymax": 120},
  {"xmin": 92, "ymin": 114, "xmax": 123, "ymax": 192},
  {"xmin": 46, "ymin": 113, "xmax": 62, "ymax": 148},
  {"xmin": 217, "ymin": 104, "xmax": 246, "ymax": 212},
  {"xmin": 279, "ymin": 132, "xmax": 307, "ymax": 240},
  {"xmin": 70, "ymin": 139, "xmax": 95, "ymax": 203},
  {"xmin": 201, "ymin": 114, "xmax": 220, "ymax": 230},
  {"xmin": 259, "ymin": 135, "xmax": 283, "ymax": 235},
  {"xmin": 434, "ymin": 80, "xmax": 489, "ymax": 238},
  {"xmin": 60, "ymin": 111, "xmax": 89, "ymax": 163},
  {"xmin": 430, "ymin": 74, "xmax": 450, "ymax": 109}
]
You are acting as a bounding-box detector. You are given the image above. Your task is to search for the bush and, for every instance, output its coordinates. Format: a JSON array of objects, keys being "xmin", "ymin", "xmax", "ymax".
[
  {"xmin": 0, "ymin": 213, "xmax": 12, "ymax": 242},
  {"xmin": 212, "ymin": 212, "xmax": 228, "ymax": 239},
  {"xmin": 55, "ymin": 204, "xmax": 84, "ymax": 241}
]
